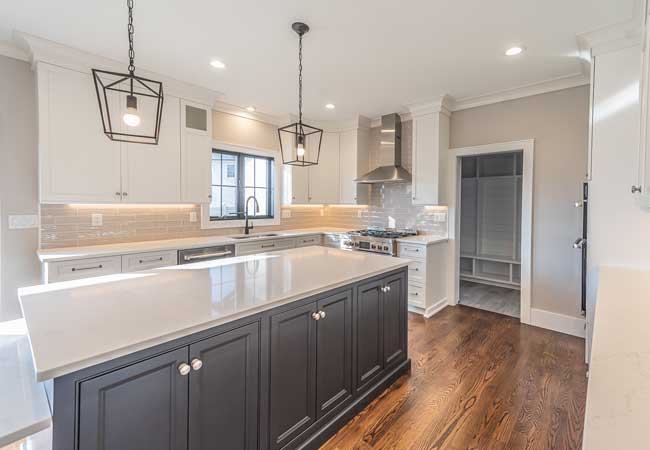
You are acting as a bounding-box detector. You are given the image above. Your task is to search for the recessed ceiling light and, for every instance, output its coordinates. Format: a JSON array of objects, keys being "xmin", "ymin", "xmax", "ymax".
[
  {"xmin": 210, "ymin": 59, "xmax": 226, "ymax": 69},
  {"xmin": 325, "ymin": 103, "xmax": 335, "ymax": 109},
  {"xmin": 505, "ymin": 47, "xmax": 524, "ymax": 56},
  {"xmin": 246, "ymin": 106, "xmax": 256, "ymax": 112}
]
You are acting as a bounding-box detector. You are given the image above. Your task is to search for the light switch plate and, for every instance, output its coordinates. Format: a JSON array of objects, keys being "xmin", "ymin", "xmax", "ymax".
[
  {"xmin": 8, "ymin": 214, "xmax": 39, "ymax": 229},
  {"xmin": 91, "ymin": 213, "xmax": 103, "ymax": 227},
  {"xmin": 189, "ymin": 211, "xmax": 198, "ymax": 223},
  {"xmin": 282, "ymin": 209, "xmax": 291, "ymax": 219}
]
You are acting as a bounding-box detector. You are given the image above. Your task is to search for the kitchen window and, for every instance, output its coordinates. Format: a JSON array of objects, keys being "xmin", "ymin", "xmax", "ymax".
[{"xmin": 209, "ymin": 149, "xmax": 275, "ymax": 221}]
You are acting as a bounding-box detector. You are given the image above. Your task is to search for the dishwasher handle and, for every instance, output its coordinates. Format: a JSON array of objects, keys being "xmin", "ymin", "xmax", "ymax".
[{"xmin": 183, "ymin": 250, "xmax": 233, "ymax": 262}]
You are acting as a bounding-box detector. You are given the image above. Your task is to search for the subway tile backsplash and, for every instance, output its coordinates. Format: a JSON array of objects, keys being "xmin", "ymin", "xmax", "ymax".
[{"xmin": 40, "ymin": 120, "xmax": 448, "ymax": 249}]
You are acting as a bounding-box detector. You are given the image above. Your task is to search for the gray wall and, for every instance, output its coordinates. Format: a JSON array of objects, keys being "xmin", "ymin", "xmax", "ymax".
[
  {"xmin": 0, "ymin": 55, "xmax": 40, "ymax": 321},
  {"xmin": 450, "ymin": 86, "xmax": 590, "ymax": 318}
]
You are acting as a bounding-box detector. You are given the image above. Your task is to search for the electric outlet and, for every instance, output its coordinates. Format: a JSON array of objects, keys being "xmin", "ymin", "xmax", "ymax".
[
  {"xmin": 91, "ymin": 214, "xmax": 103, "ymax": 227},
  {"xmin": 8, "ymin": 215, "xmax": 38, "ymax": 229},
  {"xmin": 282, "ymin": 209, "xmax": 291, "ymax": 219},
  {"xmin": 357, "ymin": 210, "xmax": 363, "ymax": 218},
  {"xmin": 189, "ymin": 211, "xmax": 198, "ymax": 223}
]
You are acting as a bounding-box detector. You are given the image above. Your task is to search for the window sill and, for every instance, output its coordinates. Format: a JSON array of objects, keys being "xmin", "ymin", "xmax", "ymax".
[{"xmin": 200, "ymin": 206, "xmax": 281, "ymax": 230}]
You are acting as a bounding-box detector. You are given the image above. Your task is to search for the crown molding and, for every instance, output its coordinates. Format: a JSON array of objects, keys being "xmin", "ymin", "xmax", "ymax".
[
  {"xmin": 451, "ymin": 73, "xmax": 590, "ymax": 112},
  {"xmin": 212, "ymin": 100, "xmax": 285, "ymax": 126},
  {"xmin": 576, "ymin": 13, "xmax": 644, "ymax": 59},
  {"xmin": 17, "ymin": 32, "xmax": 223, "ymax": 107},
  {"xmin": 407, "ymin": 94, "xmax": 453, "ymax": 118},
  {"xmin": 0, "ymin": 40, "xmax": 29, "ymax": 62}
]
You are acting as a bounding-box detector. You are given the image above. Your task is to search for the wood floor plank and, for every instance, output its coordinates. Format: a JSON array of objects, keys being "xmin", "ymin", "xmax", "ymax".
[{"xmin": 320, "ymin": 306, "xmax": 587, "ymax": 450}]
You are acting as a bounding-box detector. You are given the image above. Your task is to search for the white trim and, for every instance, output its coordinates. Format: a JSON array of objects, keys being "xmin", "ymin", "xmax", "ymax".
[
  {"xmin": 200, "ymin": 141, "xmax": 281, "ymax": 230},
  {"xmin": 0, "ymin": 40, "xmax": 29, "ymax": 62},
  {"xmin": 212, "ymin": 100, "xmax": 284, "ymax": 126},
  {"xmin": 577, "ymin": 16, "xmax": 644, "ymax": 58},
  {"xmin": 408, "ymin": 297, "xmax": 447, "ymax": 319},
  {"xmin": 447, "ymin": 139, "xmax": 534, "ymax": 325},
  {"xmin": 530, "ymin": 308, "xmax": 586, "ymax": 338},
  {"xmin": 451, "ymin": 74, "xmax": 589, "ymax": 112}
]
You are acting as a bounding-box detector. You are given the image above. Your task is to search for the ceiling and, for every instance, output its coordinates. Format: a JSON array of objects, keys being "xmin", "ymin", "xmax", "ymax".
[{"xmin": 0, "ymin": 0, "xmax": 639, "ymax": 120}]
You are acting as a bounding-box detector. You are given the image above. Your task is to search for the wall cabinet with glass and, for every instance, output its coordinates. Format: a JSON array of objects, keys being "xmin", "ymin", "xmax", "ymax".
[{"xmin": 37, "ymin": 62, "xmax": 212, "ymax": 204}]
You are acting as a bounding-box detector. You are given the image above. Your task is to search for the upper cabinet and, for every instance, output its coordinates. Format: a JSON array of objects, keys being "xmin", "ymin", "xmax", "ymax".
[
  {"xmin": 284, "ymin": 119, "xmax": 370, "ymax": 205},
  {"xmin": 36, "ymin": 61, "xmax": 213, "ymax": 204},
  {"xmin": 409, "ymin": 98, "xmax": 451, "ymax": 206},
  {"xmin": 636, "ymin": 22, "xmax": 650, "ymax": 204}
]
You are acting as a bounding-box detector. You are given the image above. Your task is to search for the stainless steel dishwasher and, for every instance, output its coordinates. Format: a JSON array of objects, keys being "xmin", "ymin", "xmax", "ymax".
[{"xmin": 177, "ymin": 244, "xmax": 236, "ymax": 265}]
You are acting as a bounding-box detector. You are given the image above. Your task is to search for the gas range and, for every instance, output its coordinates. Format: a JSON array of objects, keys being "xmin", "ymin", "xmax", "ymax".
[{"xmin": 343, "ymin": 228, "xmax": 417, "ymax": 256}]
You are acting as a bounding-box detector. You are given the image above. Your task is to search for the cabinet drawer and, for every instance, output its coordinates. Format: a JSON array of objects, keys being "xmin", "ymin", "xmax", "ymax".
[
  {"xmin": 407, "ymin": 283, "xmax": 425, "ymax": 306},
  {"xmin": 46, "ymin": 256, "xmax": 122, "ymax": 283},
  {"xmin": 398, "ymin": 243, "xmax": 426, "ymax": 260},
  {"xmin": 122, "ymin": 250, "xmax": 177, "ymax": 273},
  {"xmin": 407, "ymin": 260, "xmax": 426, "ymax": 283},
  {"xmin": 237, "ymin": 238, "xmax": 295, "ymax": 256},
  {"xmin": 296, "ymin": 234, "xmax": 322, "ymax": 247}
]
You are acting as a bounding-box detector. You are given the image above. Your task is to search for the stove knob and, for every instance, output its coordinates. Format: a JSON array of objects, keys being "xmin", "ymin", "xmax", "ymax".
[
  {"xmin": 344, "ymin": 241, "xmax": 352, "ymax": 247},
  {"xmin": 384, "ymin": 245, "xmax": 389, "ymax": 251},
  {"xmin": 371, "ymin": 244, "xmax": 376, "ymax": 249}
]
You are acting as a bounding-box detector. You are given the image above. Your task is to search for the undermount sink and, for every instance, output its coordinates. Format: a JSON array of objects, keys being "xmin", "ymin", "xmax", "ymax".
[{"xmin": 230, "ymin": 233, "xmax": 280, "ymax": 240}]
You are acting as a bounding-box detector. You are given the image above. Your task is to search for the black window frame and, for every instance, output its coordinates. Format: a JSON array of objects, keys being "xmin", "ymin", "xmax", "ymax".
[{"xmin": 209, "ymin": 149, "xmax": 275, "ymax": 221}]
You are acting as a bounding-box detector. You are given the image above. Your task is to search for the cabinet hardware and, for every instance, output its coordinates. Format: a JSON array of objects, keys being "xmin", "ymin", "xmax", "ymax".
[
  {"xmin": 139, "ymin": 257, "xmax": 164, "ymax": 264},
  {"xmin": 386, "ymin": 286, "xmax": 391, "ymax": 292},
  {"xmin": 632, "ymin": 185, "xmax": 643, "ymax": 194},
  {"xmin": 115, "ymin": 191, "xmax": 122, "ymax": 197},
  {"xmin": 208, "ymin": 194, "xmax": 212, "ymax": 199},
  {"xmin": 261, "ymin": 243, "xmax": 275, "ymax": 249},
  {"xmin": 410, "ymin": 292, "xmax": 419, "ymax": 296},
  {"xmin": 183, "ymin": 250, "xmax": 233, "ymax": 261},
  {"xmin": 311, "ymin": 312, "xmax": 321, "ymax": 321},
  {"xmin": 178, "ymin": 363, "xmax": 191, "ymax": 376},
  {"xmin": 122, "ymin": 192, "xmax": 128, "ymax": 197},
  {"xmin": 72, "ymin": 264, "xmax": 103, "ymax": 272},
  {"xmin": 190, "ymin": 358, "xmax": 203, "ymax": 371},
  {"xmin": 319, "ymin": 310, "xmax": 326, "ymax": 319}
]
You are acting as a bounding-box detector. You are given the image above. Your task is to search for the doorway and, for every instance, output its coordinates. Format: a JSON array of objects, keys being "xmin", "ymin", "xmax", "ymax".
[{"xmin": 447, "ymin": 140, "xmax": 534, "ymax": 324}]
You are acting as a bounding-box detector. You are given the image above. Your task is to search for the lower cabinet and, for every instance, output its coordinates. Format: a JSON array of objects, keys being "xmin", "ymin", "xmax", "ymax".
[
  {"xmin": 65, "ymin": 269, "xmax": 406, "ymax": 450},
  {"xmin": 269, "ymin": 290, "xmax": 352, "ymax": 450}
]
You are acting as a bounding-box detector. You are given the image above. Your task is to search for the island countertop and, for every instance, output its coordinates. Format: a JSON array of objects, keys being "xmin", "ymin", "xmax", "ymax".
[{"xmin": 20, "ymin": 247, "xmax": 408, "ymax": 381}]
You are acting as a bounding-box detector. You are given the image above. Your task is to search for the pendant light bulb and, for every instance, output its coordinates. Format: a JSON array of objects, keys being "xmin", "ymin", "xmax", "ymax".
[
  {"xmin": 123, "ymin": 95, "xmax": 141, "ymax": 127},
  {"xmin": 296, "ymin": 134, "xmax": 305, "ymax": 157}
]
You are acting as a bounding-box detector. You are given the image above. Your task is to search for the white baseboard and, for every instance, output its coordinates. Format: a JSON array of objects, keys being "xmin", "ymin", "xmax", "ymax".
[
  {"xmin": 408, "ymin": 297, "xmax": 448, "ymax": 319},
  {"xmin": 530, "ymin": 308, "xmax": 585, "ymax": 338}
]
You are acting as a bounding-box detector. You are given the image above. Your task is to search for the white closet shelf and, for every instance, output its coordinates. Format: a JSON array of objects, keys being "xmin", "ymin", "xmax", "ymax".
[
  {"xmin": 460, "ymin": 274, "xmax": 522, "ymax": 290},
  {"xmin": 460, "ymin": 254, "xmax": 521, "ymax": 265}
]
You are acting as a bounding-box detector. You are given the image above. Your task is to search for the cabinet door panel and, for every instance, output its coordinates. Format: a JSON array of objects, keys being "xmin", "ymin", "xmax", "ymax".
[
  {"xmin": 189, "ymin": 323, "xmax": 259, "ymax": 450},
  {"xmin": 39, "ymin": 65, "xmax": 122, "ymax": 203},
  {"xmin": 269, "ymin": 303, "xmax": 317, "ymax": 450},
  {"xmin": 78, "ymin": 347, "xmax": 189, "ymax": 450},
  {"xmin": 355, "ymin": 280, "xmax": 384, "ymax": 392},
  {"xmin": 122, "ymin": 95, "xmax": 181, "ymax": 203},
  {"xmin": 383, "ymin": 273, "xmax": 407, "ymax": 368},
  {"xmin": 181, "ymin": 101, "xmax": 212, "ymax": 203},
  {"xmin": 316, "ymin": 290, "xmax": 352, "ymax": 418},
  {"xmin": 309, "ymin": 132, "xmax": 340, "ymax": 204}
]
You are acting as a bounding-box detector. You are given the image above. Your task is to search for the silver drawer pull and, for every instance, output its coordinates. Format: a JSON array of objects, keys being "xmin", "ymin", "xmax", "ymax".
[
  {"xmin": 139, "ymin": 257, "xmax": 164, "ymax": 264},
  {"xmin": 409, "ymin": 267, "xmax": 419, "ymax": 272},
  {"xmin": 261, "ymin": 243, "xmax": 275, "ymax": 249},
  {"xmin": 71, "ymin": 264, "xmax": 103, "ymax": 272},
  {"xmin": 404, "ymin": 248, "xmax": 420, "ymax": 252},
  {"xmin": 410, "ymin": 292, "xmax": 419, "ymax": 296},
  {"xmin": 184, "ymin": 250, "xmax": 233, "ymax": 261}
]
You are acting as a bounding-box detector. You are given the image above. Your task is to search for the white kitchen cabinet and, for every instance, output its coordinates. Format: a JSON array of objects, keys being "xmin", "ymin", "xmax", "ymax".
[
  {"xmin": 121, "ymin": 250, "xmax": 178, "ymax": 272},
  {"xmin": 410, "ymin": 101, "xmax": 450, "ymax": 206},
  {"xmin": 181, "ymin": 100, "xmax": 213, "ymax": 203},
  {"xmin": 121, "ymin": 95, "xmax": 181, "ymax": 203},
  {"xmin": 636, "ymin": 21, "xmax": 650, "ymax": 204},
  {"xmin": 44, "ymin": 256, "xmax": 122, "ymax": 284},
  {"xmin": 309, "ymin": 132, "xmax": 341, "ymax": 204},
  {"xmin": 339, "ymin": 128, "xmax": 370, "ymax": 204},
  {"xmin": 38, "ymin": 63, "xmax": 123, "ymax": 203}
]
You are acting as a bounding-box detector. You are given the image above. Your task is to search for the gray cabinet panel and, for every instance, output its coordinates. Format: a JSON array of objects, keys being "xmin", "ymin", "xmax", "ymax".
[
  {"xmin": 383, "ymin": 273, "xmax": 407, "ymax": 368},
  {"xmin": 78, "ymin": 347, "xmax": 189, "ymax": 450},
  {"xmin": 355, "ymin": 280, "xmax": 384, "ymax": 392},
  {"xmin": 269, "ymin": 303, "xmax": 317, "ymax": 450},
  {"xmin": 316, "ymin": 290, "xmax": 352, "ymax": 418},
  {"xmin": 188, "ymin": 323, "xmax": 259, "ymax": 450}
]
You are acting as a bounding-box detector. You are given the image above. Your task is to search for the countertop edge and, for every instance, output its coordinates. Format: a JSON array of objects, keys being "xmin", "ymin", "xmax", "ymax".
[{"xmin": 34, "ymin": 259, "xmax": 409, "ymax": 381}]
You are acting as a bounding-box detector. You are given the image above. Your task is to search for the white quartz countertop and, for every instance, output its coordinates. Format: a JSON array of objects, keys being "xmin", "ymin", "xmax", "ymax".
[
  {"xmin": 37, "ymin": 228, "xmax": 354, "ymax": 262},
  {"xmin": 582, "ymin": 266, "xmax": 650, "ymax": 449},
  {"xmin": 20, "ymin": 247, "xmax": 408, "ymax": 381},
  {"xmin": 396, "ymin": 235, "xmax": 448, "ymax": 245},
  {"xmin": 0, "ymin": 320, "xmax": 52, "ymax": 447}
]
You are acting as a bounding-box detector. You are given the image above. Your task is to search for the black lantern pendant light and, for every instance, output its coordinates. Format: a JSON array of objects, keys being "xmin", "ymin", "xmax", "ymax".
[
  {"xmin": 92, "ymin": 0, "xmax": 164, "ymax": 144},
  {"xmin": 278, "ymin": 22, "xmax": 323, "ymax": 166}
]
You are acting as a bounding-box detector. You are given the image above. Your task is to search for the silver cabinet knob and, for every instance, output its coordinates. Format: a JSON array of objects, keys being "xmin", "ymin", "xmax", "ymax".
[
  {"xmin": 386, "ymin": 285, "xmax": 391, "ymax": 292},
  {"xmin": 311, "ymin": 312, "xmax": 321, "ymax": 321},
  {"xmin": 190, "ymin": 358, "xmax": 203, "ymax": 371},
  {"xmin": 115, "ymin": 191, "xmax": 122, "ymax": 197},
  {"xmin": 122, "ymin": 192, "xmax": 128, "ymax": 197},
  {"xmin": 319, "ymin": 310, "xmax": 326, "ymax": 319},
  {"xmin": 178, "ymin": 363, "xmax": 191, "ymax": 376},
  {"xmin": 632, "ymin": 185, "xmax": 643, "ymax": 194}
]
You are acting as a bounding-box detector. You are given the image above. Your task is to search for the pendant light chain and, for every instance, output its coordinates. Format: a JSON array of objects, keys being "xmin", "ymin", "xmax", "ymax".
[
  {"xmin": 127, "ymin": 0, "xmax": 135, "ymax": 75},
  {"xmin": 298, "ymin": 33, "xmax": 303, "ymax": 126}
]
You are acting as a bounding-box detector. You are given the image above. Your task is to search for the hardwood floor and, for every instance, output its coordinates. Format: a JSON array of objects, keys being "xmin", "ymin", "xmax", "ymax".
[{"xmin": 321, "ymin": 305, "xmax": 587, "ymax": 450}]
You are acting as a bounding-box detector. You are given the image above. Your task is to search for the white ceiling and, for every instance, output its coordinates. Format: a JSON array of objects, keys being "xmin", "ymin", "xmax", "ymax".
[{"xmin": 0, "ymin": 0, "xmax": 639, "ymax": 120}]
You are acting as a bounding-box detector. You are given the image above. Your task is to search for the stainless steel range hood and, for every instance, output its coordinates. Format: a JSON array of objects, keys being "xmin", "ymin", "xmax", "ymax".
[{"xmin": 355, "ymin": 113, "xmax": 411, "ymax": 184}]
